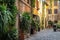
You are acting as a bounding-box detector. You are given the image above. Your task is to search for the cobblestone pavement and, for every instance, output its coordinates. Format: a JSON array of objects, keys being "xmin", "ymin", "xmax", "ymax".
[{"xmin": 25, "ymin": 29, "xmax": 60, "ymax": 40}]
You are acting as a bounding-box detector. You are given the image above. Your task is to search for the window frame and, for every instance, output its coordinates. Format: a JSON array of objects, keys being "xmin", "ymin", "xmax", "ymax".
[
  {"xmin": 54, "ymin": 1, "xmax": 58, "ymax": 6},
  {"xmin": 48, "ymin": 9, "xmax": 52, "ymax": 14},
  {"xmin": 54, "ymin": 9, "xmax": 58, "ymax": 14}
]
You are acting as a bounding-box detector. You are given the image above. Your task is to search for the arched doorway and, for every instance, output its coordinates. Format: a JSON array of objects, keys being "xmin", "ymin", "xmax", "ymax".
[{"xmin": 48, "ymin": 20, "xmax": 53, "ymax": 28}]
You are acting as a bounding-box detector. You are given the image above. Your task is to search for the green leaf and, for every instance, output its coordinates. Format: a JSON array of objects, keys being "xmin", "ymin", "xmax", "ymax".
[{"xmin": 20, "ymin": 12, "xmax": 32, "ymax": 32}]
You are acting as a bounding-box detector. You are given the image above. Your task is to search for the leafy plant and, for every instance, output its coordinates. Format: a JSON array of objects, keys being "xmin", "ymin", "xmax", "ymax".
[
  {"xmin": 35, "ymin": 20, "xmax": 40, "ymax": 31},
  {"xmin": 48, "ymin": 21, "xmax": 53, "ymax": 26},
  {"xmin": 31, "ymin": 19, "xmax": 36, "ymax": 29},
  {"xmin": 57, "ymin": 21, "xmax": 60, "ymax": 28},
  {"xmin": 20, "ymin": 12, "xmax": 32, "ymax": 32},
  {"xmin": 31, "ymin": 0, "xmax": 35, "ymax": 7},
  {"xmin": 0, "ymin": 0, "xmax": 18, "ymax": 40},
  {"xmin": 31, "ymin": 16, "xmax": 40, "ymax": 31}
]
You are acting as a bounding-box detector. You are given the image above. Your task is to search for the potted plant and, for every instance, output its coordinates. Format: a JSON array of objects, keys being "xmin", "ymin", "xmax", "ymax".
[
  {"xmin": 35, "ymin": 17, "xmax": 40, "ymax": 32},
  {"xmin": 35, "ymin": 20, "xmax": 40, "ymax": 32},
  {"xmin": 48, "ymin": 20, "xmax": 53, "ymax": 28},
  {"xmin": 20, "ymin": 12, "xmax": 31, "ymax": 40},
  {"xmin": 31, "ymin": 19, "xmax": 36, "ymax": 34},
  {"xmin": 53, "ymin": 21, "xmax": 57, "ymax": 32},
  {"xmin": 57, "ymin": 21, "xmax": 60, "ymax": 29}
]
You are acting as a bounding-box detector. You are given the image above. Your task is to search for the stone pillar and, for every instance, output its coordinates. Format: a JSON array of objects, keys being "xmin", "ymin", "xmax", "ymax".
[{"xmin": 16, "ymin": 13, "xmax": 20, "ymax": 40}]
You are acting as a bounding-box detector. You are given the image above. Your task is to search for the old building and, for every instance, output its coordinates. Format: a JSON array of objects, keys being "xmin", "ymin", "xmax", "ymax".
[
  {"xmin": 46, "ymin": 0, "xmax": 58, "ymax": 22},
  {"xmin": 33, "ymin": 0, "xmax": 40, "ymax": 30},
  {"xmin": 16, "ymin": 0, "xmax": 31, "ymax": 13},
  {"xmin": 37, "ymin": 0, "xmax": 49, "ymax": 29},
  {"xmin": 15, "ymin": 0, "xmax": 32, "ymax": 27},
  {"xmin": 44, "ymin": 0, "xmax": 60, "ymax": 28}
]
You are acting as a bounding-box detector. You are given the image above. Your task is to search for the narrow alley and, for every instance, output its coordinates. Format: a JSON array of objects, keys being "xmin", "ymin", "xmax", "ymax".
[
  {"xmin": 26, "ymin": 29, "xmax": 60, "ymax": 40},
  {"xmin": 1, "ymin": 0, "xmax": 60, "ymax": 40}
]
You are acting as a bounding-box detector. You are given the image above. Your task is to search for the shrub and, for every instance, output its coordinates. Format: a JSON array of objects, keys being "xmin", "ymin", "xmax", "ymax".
[
  {"xmin": 0, "ymin": 0, "xmax": 18, "ymax": 40},
  {"xmin": 20, "ymin": 12, "xmax": 32, "ymax": 33}
]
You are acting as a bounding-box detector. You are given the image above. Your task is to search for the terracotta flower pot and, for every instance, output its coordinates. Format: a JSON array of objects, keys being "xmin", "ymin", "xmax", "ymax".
[{"xmin": 20, "ymin": 30, "xmax": 24, "ymax": 40}]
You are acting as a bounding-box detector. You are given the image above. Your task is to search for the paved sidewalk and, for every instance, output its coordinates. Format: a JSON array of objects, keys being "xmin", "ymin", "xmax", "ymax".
[{"xmin": 25, "ymin": 29, "xmax": 60, "ymax": 40}]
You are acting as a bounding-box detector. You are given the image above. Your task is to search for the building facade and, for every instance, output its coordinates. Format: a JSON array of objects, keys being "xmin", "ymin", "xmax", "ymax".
[
  {"xmin": 44, "ymin": 0, "xmax": 60, "ymax": 27},
  {"xmin": 33, "ymin": 0, "xmax": 40, "ymax": 27},
  {"xmin": 15, "ymin": 0, "xmax": 32, "ymax": 29},
  {"xmin": 15, "ymin": 0, "xmax": 32, "ymax": 39},
  {"xmin": 46, "ymin": 0, "xmax": 59, "ymax": 22},
  {"xmin": 16, "ymin": 0, "xmax": 31, "ymax": 13},
  {"xmin": 38, "ymin": 0, "xmax": 48, "ymax": 29}
]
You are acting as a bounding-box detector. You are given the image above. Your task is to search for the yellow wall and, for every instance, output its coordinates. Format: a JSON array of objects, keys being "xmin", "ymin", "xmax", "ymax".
[
  {"xmin": 33, "ymin": 0, "xmax": 39, "ymax": 15},
  {"xmin": 46, "ymin": 0, "xmax": 58, "ymax": 21},
  {"xmin": 33, "ymin": 8, "xmax": 38, "ymax": 15},
  {"xmin": 45, "ymin": 0, "xmax": 59, "ymax": 27}
]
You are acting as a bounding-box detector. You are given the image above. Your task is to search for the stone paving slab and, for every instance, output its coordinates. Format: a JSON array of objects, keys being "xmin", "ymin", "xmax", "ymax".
[{"xmin": 25, "ymin": 29, "xmax": 60, "ymax": 40}]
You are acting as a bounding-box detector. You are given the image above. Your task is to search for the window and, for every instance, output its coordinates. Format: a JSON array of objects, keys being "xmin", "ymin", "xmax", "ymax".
[
  {"xmin": 54, "ymin": 1, "xmax": 58, "ymax": 6},
  {"xmin": 48, "ymin": 9, "xmax": 52, "ymax": 14},
  {"xmin": 54, "ymin": 9, "xmax": 58, "ymax": 14},
  {"xmin": 27, "ymin": 0, "xmax": 30, "ymax": 4}
]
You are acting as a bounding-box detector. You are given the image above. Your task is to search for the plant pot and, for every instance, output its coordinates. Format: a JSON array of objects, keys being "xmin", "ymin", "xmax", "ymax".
[
  {"xmin": 53, "ymin": 28, "xmax": 56, "ymax": 32},
  {"xmin": 38, "ymin": 27, "xmax": 40, "ymax": 32},
  {"xmin": 20, "ymin": 30, "xmax": 24, "ymax": 40},
  {"xmin": 30, "ymin": 28, "xmax": 34, "ymax": 34}
]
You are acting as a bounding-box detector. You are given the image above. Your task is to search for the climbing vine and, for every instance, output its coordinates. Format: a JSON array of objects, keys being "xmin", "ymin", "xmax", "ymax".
[
  {"xmin": 0, "ymin": 0, "xmax": 18, "ymax": 40},
  {"xmin": 31, "ymin": 0, "xmax": 35, "ymax": 7},
  {"xmin": 50, "ymin": 0, "xmax": 52, "ymax": 8}
]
